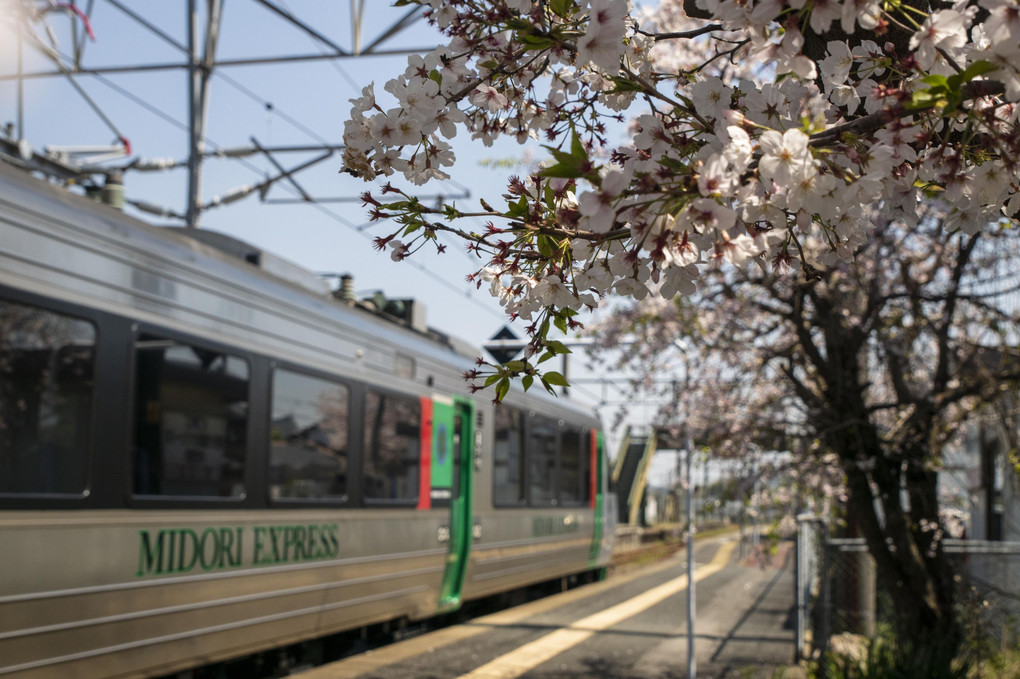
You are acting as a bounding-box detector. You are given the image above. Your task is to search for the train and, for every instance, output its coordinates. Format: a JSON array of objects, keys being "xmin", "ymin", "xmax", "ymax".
[{"xmin": 0, "ymin": 160, "xmax": 616, "ymax": 679}]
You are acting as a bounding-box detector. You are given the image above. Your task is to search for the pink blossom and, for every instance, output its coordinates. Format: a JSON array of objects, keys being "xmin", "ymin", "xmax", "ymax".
[
  {"xmin": 576, "ymin": 0, "xmax": 629, "ymax": 71},
  {"xmin": 469, "ymin": 84, "xmax": 508, "ymax": 112}
]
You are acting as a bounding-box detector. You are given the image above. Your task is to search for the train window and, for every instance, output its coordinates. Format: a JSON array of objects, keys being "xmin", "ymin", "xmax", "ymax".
[
  {"xmin": 493, "ymin": 406, "xmax": 526, "ymax": 506},
  {"xmin": 559, "ymin": 426, "xmax": 585, "ymax": 504},
  {"xmin": 527, "ymin": 414, "xmax": 558, "ymax": 506},
  {"xmin": 363, "ymin": 390, "xmax": 420, "ymax": 502},
  {"xmin": 132, "ymin": 334, "xmax": 249, "ymax": 498},
  {"xmin": 269, "ymin": 369, "xmax": 349, "ymax": 501},
  {"xmin": 0, "ymin": 300, "xmax": 94, "ymax": 496}
]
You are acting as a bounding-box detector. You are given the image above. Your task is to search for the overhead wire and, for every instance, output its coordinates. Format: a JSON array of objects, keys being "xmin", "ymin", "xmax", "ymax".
[
  {"xmin": 89, "ymin": 66, "xmax": 509, "ymax": 322},
  {"xmin": 275, "ymin": 0, "xmax": 363, "ymax": 93},
  {"xmin": 255, "ymin": 1, "xmax": 499, "ymax": 306},
  {"xmin": 14, "ymin": 1, "xmax": 507, "ymax": 322}
]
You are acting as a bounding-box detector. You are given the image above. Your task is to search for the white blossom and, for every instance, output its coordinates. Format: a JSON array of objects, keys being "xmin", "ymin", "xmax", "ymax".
[
  {"xmin": 909, "ymin": 10, "xmax": 970, "ymax": 70},
  {"xmin": 690, "ymin": 78, "xmax": 733, "ymax": 122},
  {"xmin": 338, "ymin": 0, "xmax": 1020, "ymax": 353},
  {"xmin": 576, "ymin": 0, "xmax": 629, "ymax": 71},
  {"xmin": 758, "ymin": 128, "xmax": 815, "ymax": 189}
]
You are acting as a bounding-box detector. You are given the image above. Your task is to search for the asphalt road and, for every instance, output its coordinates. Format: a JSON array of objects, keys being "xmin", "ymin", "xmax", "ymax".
[{"xmin": 296, "ymin": 536, "xmax": 801, "ymax": 679}]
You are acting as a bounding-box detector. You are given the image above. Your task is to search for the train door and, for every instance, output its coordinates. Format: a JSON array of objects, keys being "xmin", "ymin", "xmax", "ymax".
[
  {"xmin": 588, "ymin": 430, "xmax": 607, "ymax": 570},
  {"xmin": 433, "ymin": 396, "xmax": 475, "ymax": 611}
]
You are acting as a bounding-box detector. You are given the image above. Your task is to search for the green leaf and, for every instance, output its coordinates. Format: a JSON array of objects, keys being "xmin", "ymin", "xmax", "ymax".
[
  {"xmin": 570, "ymin": 127, "xmax": 586, "ymax": 162},
  {"xmin": 607, "ymin": 75, "xmax": 645, "ymax": 93},
  {"xmin": 519, "ymin": 33, "xmax": 557, "ymax": 50},
  {"xmin": 907, "ymin": 89, "xmax": 945, "ymax": 111},
  {"xmin": 537, "ymin": 235, "xmax": 557, "ymax": 258},
  {"xmin": 550, "ymin": 0, "xmax": 575, "ymax": 17},
  {"xmin": 484, "ymin": 373, "xmax": 502, "ymax": 387},
  {"xmin": 503, "ymin": 360, "xmax": 527, "ymax": 371},
  {"xmin": 506, "ymin": 195, "xmax": 530, "ymax": 219},
  {"xmin": 546, "ymin": 340, "xmax": 571, "ymax": 355},
  {"xmin": 505, "ymin": 17, "xmax": 536, "ymax": 31},
  {"xmin": 381, "ymin": 200, "xmax": 415, "ymax": 211},
  {"xmin": 522, "ymin": 374, "xmax": 534, "ymax": 391},
  {"xmin": 542, "ymin": 371, "xmax": 569, "ymax": 387},
  {"xmin": 537, "ymin": 138, "xmax": 592, "ymax": 180},
  {"xmin": 962, "ymin": 59, "xmax": 997, "ymax": 79},
  {"xmin": 495, "ymin": 377, "xmax": 510, "ymax": 402},
  {"xmin": 919, "ymin": 74, "xmax": 949, "ymax": 90},
  {"xmin": 543, "ymin": 182, "xmax": 557, "ymax": 207},
  {"xmin": 947, "ymin": 59, "xmax": 997, "ymax": 90},
  {"xmin": 539, "ymin": 162, "xmax": 585, "ymax": 179},
  {"xmin": 537, "ymin": 350, "xmax": 556, "ymax": 365}
]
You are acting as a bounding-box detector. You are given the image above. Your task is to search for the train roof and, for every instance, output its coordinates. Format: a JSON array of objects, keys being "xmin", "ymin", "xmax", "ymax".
[
  {"xmin": 0, "ymin": 160, "xmax": 596, "ymax": 421},
  {"xmin": 0, "ymin": 161, "xmax": 469, "ymax": 360}
]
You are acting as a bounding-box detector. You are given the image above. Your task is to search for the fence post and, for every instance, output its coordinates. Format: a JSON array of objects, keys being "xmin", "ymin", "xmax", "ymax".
[
  {"xmin": 818, "ymin": 528, "xmax": 833, "ymax": 676},
  {"xmin": 795, "ymin": 514, "xmax": 812, "ymax": 660},
  {"xmin": 795, "ymin": 519, "xmax": 804, "ymax": 661}
]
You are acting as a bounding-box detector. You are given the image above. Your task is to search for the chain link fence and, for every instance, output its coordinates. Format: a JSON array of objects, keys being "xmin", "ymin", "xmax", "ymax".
[
  {"xmin": 946, "ymin": 541, "xmax": 1020, "ymax": 652},
  {"xmin": 796, "ymin": 518, "xmax": 1020, "ymax": 660}
]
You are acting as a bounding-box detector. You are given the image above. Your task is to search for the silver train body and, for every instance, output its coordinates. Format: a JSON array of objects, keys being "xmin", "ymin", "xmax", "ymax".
[{"xmin": 0, "ymin": 163, "xmax": 616, "ymax": 678}]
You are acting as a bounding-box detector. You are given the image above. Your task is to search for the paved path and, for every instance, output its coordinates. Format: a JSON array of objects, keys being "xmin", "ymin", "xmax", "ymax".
[{"xmin": 296, "ymin": 537, "xmax": 804, "ymax": 679}]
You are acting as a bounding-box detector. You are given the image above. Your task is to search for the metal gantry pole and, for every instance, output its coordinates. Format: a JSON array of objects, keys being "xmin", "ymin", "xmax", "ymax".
[
  {"xmin": 186, "ymin": 0, "xmax": 222, "ymax": 227},
  {"xmin": 351, "ymin": 0, "xmax": 363, "ymax": 55},
  {"xmin": 186, "ymin": 0, "xmax": 202, "ymax": 227},
  {"xmin": 687, "ymin": 438, "xmax": 696, "ymax": 679},
  {"xmin": 17, "ymin": 29, "xmax": 25, "ymax": 143}
]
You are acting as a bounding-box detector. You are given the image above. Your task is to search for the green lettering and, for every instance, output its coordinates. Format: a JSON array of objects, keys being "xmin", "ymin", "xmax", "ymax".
[
  {"xmin": 166, "ymin": 528, "xmax": 178, "ymax": 570},
  {"xmin": 138, "ymin": 526, "xmax": 250, "ymax": 577},
  {"xmin": 291, "ymin": 525, "xmax": 307, "ymax": 561},
  {"xmin": 233, "ymin": 527, "xmax": 243, "ymax": 567},
  {"xmin": 269, "ymin": 526, "xmax": 284, "ymax": 563},
  {"xmin": 281, "ymin": 526, "xmax": 296, "ymax": 561},
  {"xmin": 253, "ymin": 526, "xmax": 269, "ymax": 565},
  {"xmin": 178, "ymin": 528, "xmax": 200, "ymax": 573},
  {"xmin": 198, "ymin": 527, "xmax": 220, "ymax": 571},
  {"xmin": 137, "ymin": 530, "xmax": 167, "ymax": 576},
  {"xmin": 219, "ymin": 527, "xmax": 236, "ymax": 568},
  {"xmin": 326, "ymin": 523, "xmax": 340, "ymax": 557},
  {"xmin": 307, "ymin": 525, "xmax": 320, "ymax": 559}
]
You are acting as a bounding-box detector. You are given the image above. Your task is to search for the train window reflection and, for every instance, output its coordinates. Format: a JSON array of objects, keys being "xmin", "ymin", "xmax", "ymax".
[
  {"xmin": 528, "ymin": 415, "xmax": 558, "ymax": 506},
  {"xmin": 493, "ymin": 406, "xmax": 525, "ymax": 506},
  {"xmin": 363, "ymin": 390, "xmax": 420, "ymax": 502},
  {"xmin": 270, "ymin": 369, "xmax": 349, "ymax": 501},
  {"xmin": 559, "ymin": 426, "xmax": 585, "ymax": 504},
  {"xmin": 0, "ymin": 299, "xmax": 94, "ymax": 495},
  {"xmin": 132, "ymin": 334, "xmax": 249, "ymax": 498}
]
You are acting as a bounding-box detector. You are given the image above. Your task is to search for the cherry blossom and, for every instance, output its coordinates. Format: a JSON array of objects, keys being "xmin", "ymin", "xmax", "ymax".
[
  {"xmin": 758, "ymin": 129, "xmax": 816, "ymax": 189},
  {"xmin": 909, "ymin": 9, "xmax": 970, "ymax": 71},
  {"xmin": 337, "ymin": 0, "xmax": 1020, "ymax": 398},
  {"xmin": 576, "ymin": 0, "xmax": 630, "ymax": 71},
  {"xmin": 587, "ymin": 211, "xmax": 1020, "ymax": 651}
]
